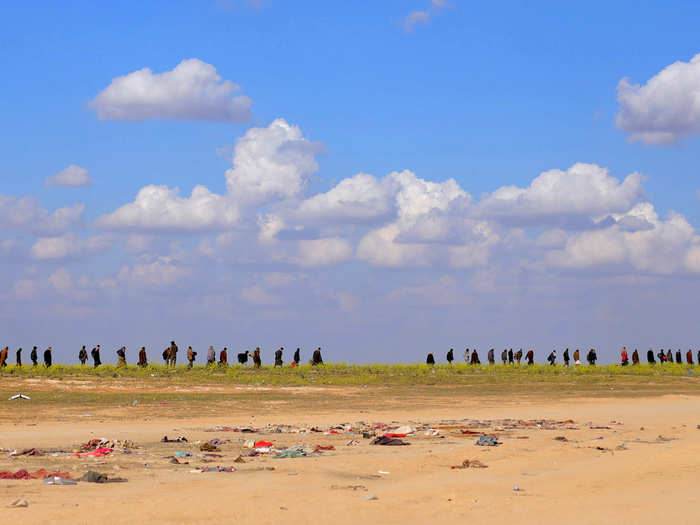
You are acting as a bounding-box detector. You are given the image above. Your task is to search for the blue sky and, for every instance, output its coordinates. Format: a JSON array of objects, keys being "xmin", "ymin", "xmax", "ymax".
[{"xmin": 1, "ymin": 1, "xmax": 699, "ymax": 364}]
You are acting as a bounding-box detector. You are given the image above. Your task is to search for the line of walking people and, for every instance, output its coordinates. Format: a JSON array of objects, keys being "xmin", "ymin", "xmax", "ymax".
[{"xmin": 0, "ymin": 342, "xmax": 325, "ymax": 368}]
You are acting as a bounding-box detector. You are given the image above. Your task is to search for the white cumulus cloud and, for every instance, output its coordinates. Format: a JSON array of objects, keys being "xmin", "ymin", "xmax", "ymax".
[
  {"xmin": 616, "ymin": 53, "xmax": 700, "ymax": 145},
  {"xmin": 89, "ymin": 58, "xmax": 251, "ymax": 122},
  {"xmin": 294, "ymin": 237, "xmax": 353, "ymax": 267},
  {"xmin": 31, "ymin": 234, "xmax": 111, "ymax": 260},
  {"xmin": 46, "ymin": 165, "xmax": 93, "ymax": 188},
  {"xmin": 0, "ymin": 194, "xmax": 84, "ymax": 235}
]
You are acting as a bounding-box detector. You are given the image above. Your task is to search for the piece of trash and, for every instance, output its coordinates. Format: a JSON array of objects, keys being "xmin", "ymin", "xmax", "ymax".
[
  {"xmin": 44, "ymin": 477, "xmax": 77, "ymax": 485},
  {"xmin": 315, "ymin": 445, "xmax": 335, "ymax": 451},
  {"xmin": 425, "ymin": 429, "xmax": 440, "ymax": 436},
  {"xmin": 554, "ymin": 436, "xmax": 568, "ymax": 442},
  {"xmin": 513, "ymin": 486, "xmax": 520, "ymax": 492},
  {"xmin": 197, "ymin": 466, "xmax": 236, "ymax": 473},
  {"xmin": 254, "ymin": 440, "xmax": 274, "ymax": 448},
  {"xmin": 9, "ymin": 499, "xmax": 28, "ymax": 507},
  {"xmin": 616, "ymin": 444, "xmax": 629, "ymax": 451},
  {"xmin": 280, "ymin": 506, "xmax": 288, "ymax": 511},
  {"xmin": 378, "ymin": 470, "xmax": 390, "ymax": 475},
  {"xmin": 331, "ymin": 484, "xmax": 367, "ymax": 491},
  {"xmin": 132, "ymin": 400, "xmax": 138, "ymax": 406},
  {"xmin": 371, "ymin": 436, "xmax": 409, "ymax": 446},
  {"xmin": 173, "ymin": 451, "xmax": 192, "ymax": 458},
  {"xmin": 200, "ymin": 443, "xmax": 219, "ymax": 452},
  {"xmin": 161, "ymin": 436, "xmax": 188, "ymax": 443},
  {"xmin": 345, "ymin": 440, "xmax": 359, "ymax": 446},
  {"xmin": 364, "ymin": 493, "xmax": 379, "ymax": 501},
  {"xmin": 233, "ymin": 456, "xmax": 246, "ymax": 464},
  {"xmin": 79, "ymin": 471, "xmax": 128, "ymax": 483},
  {"xmin": 475, "ymin": 435, "xmax": 499, "ymax": 447},
  {"xmin": 451, "ymin": 459, "xmax": 487, "ymax": 469},
  {"xmin": 8, "ymin": 394, "xmax": 30, "ymax": 401}
]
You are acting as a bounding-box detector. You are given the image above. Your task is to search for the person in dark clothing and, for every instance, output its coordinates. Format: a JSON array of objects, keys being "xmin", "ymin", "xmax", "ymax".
[
  {"xmin": 426, "ymin": 353, "xmax": 435, "ymax": 365},
  {"xmin": 16, "ymin": 347, "xmax": 22, "ymax": 367},
  {"xmin": 675, "ymin": 349, "xmax": 682, "ymax": 364},
  {"xmin": 657, "ymin": 349, "xmax": 666, "ymax": 363},
  {"xmin": 501, "ymin": 349, "xmax": 507, "ymax": 364},
  {"xmin": 293, "ymin": 348, "xmax": 300, "ymax": 365},
  {"xmin": 563, "ymin": 348, "xmax": 570, "ymax": 366},
  {"xmin": 78, "ymin": 346, "xmax": 88, "ymax": 365},
  {"xmin": 169, "ymin": 341, "xmax": 178, "ymax": 366},
  {"xmin": 470, "ymin": 349, "xmax": 480, "ymax": 364},
  {"xmin": 187, "ymin": 346, "xmax": 197, "ymax": 368},
  {"xmin": 526, "ymin": 349, "xmax": 534, "ymax": 365},
  {"xmin": 508, "ymin": 348, "xmax": 514, "ymax": 364},
  {"xmin": 632, "ymin": 349, "xmax": 640, "ymax": 365},
  {"xmin": 547, "ymin": 350, "xmax": 556, "ymax": 365},
  {"xmin": 687, "ymin": 350, "xmax": 694, "ymax": 365},
  {"xmin": 515, "ymin": 349, "xmax": 523, "ymax": 364},
  {"xmin": 253, "ymin": 347, "xmax": 262, "ymax": 368},
  {"xmin": 697, "ymin": 350, "xmax": 700, "ymax": 366},
  {"xmin": 139, "ymin": 347, "xmax": 148, "ymax": 367},
  {"xmin": 274, "ymin": 347, "xmax": 283, "ymax": 367},
  {"xmin": 30, "ymin": 346, "xmax": 38, "ymax": 366},
  {"xmin": 312, "ymin": 348, "xmax": 323, "ymax": 365},
  {"xmin": 0, "ymin": 347, "xmax": 8, "ymax": 367},
  {"xmin": 447, "ymin": 348, "xmax": 454, "ymax": 364},
  {"xmin": 219, "ymin": 347, "xmax": 228, "ymax": 365},
  {"xmin": 487, "ymin": 348, "xmax": 494, "ymax": 364},
  {"xmin": 91, "ymin": 345, "xmax": 102, "ymax": 367},
  {"xmin": 116, "ymin": 347, "xmax": 126, "ymax": 367},
  {"xmin": 647, "ymin": 349, "xmax": 655, "ymax": 364},
  {"xmin": 43, "ymin": 347, "xmax": 52, "ymax": 367},
  {"xmin": 586, "ymin": 348, "xmax": 597, "ymax": 365}
]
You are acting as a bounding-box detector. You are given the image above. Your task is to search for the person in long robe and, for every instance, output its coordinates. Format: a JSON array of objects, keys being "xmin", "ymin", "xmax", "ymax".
[
  {"xmin": 78, "ymin": 346, "xmax": 88, "ymax": 365},
  {"xmin": 666, "ymin": 349, "xmax": 673, "ymax": 363},
  {"xmin": 515, "ymin": 349, "xmax": 523, "ymax": 364},
  {"xmin": 501, "ymin": 349, "xmax": 507, "ymax": 364},
  {"xmin": 139, "ymin": 347, "xmax": 148, "ymax": 367},
  {"xmin": 91, "ymin": 345, "xmax": 102, "ymax": 368},
  {"xmin": 687, "ymin": 350, "xmax": 694, "ymax": 365},
  {"xmin": 573, "ymin": 349, "xmax": 581, "ymax": 365},
  {"xmin": 312, "ymin": 348, "xmax": 324, "ymax": 365},
  {"xmin": 169, "ymin": 341, "xmax": 178, "ymax": 366},
  {"xmin": 586, "ymin": 348, "xmax": 597, "ymax": 365},
  {"xmin": 563, "ymin": 348, "xmax": 570, "ymax": 366},
  {"xmin": 0, "ymin": 347, "xmax": 8, "ymax": 367},
  {"xmin": 426, "ymin": 353, "xmax": 435, "ymax": 365},
  {"xmin": 206, "ymin": 346, "xmax": 216, "ymax": 365},
  {"xmin": 470, "ymin": 349, "xmax": 480, "ymax": 365},
  {"xmin": 293, "ymin": 348, "xmax": 300, "ymax": 365},
  {"xmin": 547, "ymin": 350, "xmax": 556, "ymax": 365},
  {"xmin": 30, "ymin": 346, "xmax": 38, "ymax": 366},
  {"xmin": 508, "ymin": 348, "xmax": 514, "ymax": 364},
  {"xmin": 487, "ymin": 348, "xmax": 494, "ymax": 364},
  {"xmin": 219, "ymin": 347, "xmax": 228, "ymax": 366},
  {"xmin": 253, "ymin": 347, "xmax": 262, "ymax": 368},
  {"xmin": 647, "ymin": 349, "xmax": 655, "ymax": 364},
  {"xmin": 15, "ymin": 347, "xmax": 22, "ymax": 367},
  {"xmin": 632, "ymin": 349, "xmax": 640, "ymax": 365},
  {"xmin": 43, "ymin": 347, "xmax": 52, "ymax": 367},
  {"xmin": 447, "ymin": 348, "xmax": 455, "ymax": 364},
  {"xmin": 675, "ymin": 349, "xmax": 682, "ymax": 364},
  {"xmin": 526, "ymin": 349, "xmax": 534, "ymax": 365}
]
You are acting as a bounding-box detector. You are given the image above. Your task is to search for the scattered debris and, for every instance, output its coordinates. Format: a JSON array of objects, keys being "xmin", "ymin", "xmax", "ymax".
[
  {"xmin": 73, "ymin": 447, "xmax": 113, "ymax": 458},
  {"xmin": 44, "ymin": 477, "xmax": 77, "ymax": 485},
  {"xmin": 196, "ymin": 466, "xmax": 237, "ymax": 473},
  {"xmin": 371, "ymin": 436, "xmax": 409, "ymax": 446},
  {"xmin": 475, "ymin": 435, "xmax": 499, "ymax": 447},
  {"xmin": 8, "ymin": 394, "xmax": 30, "ymax": 401},
  {"xmin": 9, "ymin": 498, "xmax": 28, "ymax": 507},
  {"xmin": 451, "ymin": 459, "xmax": 488, "ymax": 469},
  {"xmin": 345, "ymin": 439, "xmax": 359, "ymax": 446},
  {"xmin": 554, "ymin": 436, "xmax": 569, "ymax": 442},
  {"xmin": 331, "ymin": 484, "xmax": 367, "ymax": 491},
  {"xmin": 233, "ymin": 455, "xmax": 246, "ymax": 464},
  {"xmin": 314, "ymin": 445, "xmax": 335, "ymax": 451},
  {"xmin": 0, "ymin": 470, "xmax": 71, "ymax": 480},
  {"xmin": 80, "ymin": 471, "xmax": 128, "ymax": 483},
  {"xmin": 200, "ymin": 442, "xmax": 219, "ymax": 452},
  {"xmin": 161, "ymin": 436, "xmax": 188, "ymax": 443},
  {"xmin": 364, "ymin": 493, "xmax": 379, "ymax": 501}
]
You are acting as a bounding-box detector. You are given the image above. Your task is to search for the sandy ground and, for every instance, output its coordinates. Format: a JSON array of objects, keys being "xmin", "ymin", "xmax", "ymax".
[{"xmin": 0, "ymin": 384, "xmax": 699, "ymax": 524}]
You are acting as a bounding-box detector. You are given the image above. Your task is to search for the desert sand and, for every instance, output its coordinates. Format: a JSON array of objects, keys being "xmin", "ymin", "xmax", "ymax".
[{"xmin": 0, "ymin": 379, "xmax": 699, "ymax": 524}]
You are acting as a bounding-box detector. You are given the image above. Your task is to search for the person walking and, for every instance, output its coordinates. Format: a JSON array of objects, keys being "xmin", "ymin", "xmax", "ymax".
[
  {"xmin": 43, "ymin": 347, "xmax": 52, "ymax": 367},
  {"xmin": 169, "ymin": 341, "xmax": 178, "ymax": 366},
  {"xmin": 79, "ymin": 346, "xmax": 88, "ymax": 365},
  {"xmin": 293, "ymin": 348, "xmax": 300, "ymax": 365},
  {"xmin": 447, "ymin": 348, "xmax": 455, "ymax": 364},
  {"xmin": 621, "ymin": 347, "xmax": 629, "ymax": 366},
  {"xmin": 138, "ymin": 347, "xmax": 148, "ymax": 367},
  {"xmin": 15, "ymin": 347, "xmax": 22, "ymax": 367},
  {"xmin": 274, "ymin": 347, "xmax": 284, "ymax": 367},
  {"xmin": 0, "ymin": 347, "xmax": 8, "ymax": 367},
  {"xmin": 563, "ymin": 348, "xmax": 570, "ymax": 366},
  {"xmin": 206, "ymin": 346, "xmax": 216, "ymax": 365},
  {"xmin": 116, "ymin": 347, "xmax": 127, "ymax": 367},
  {"xmin": 91, "ymin": 345, "xmax": 102, "ymax": 368},
  {"xmin": 30, "ymin": 346, "xmax": 38, "ymax": 366}
]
